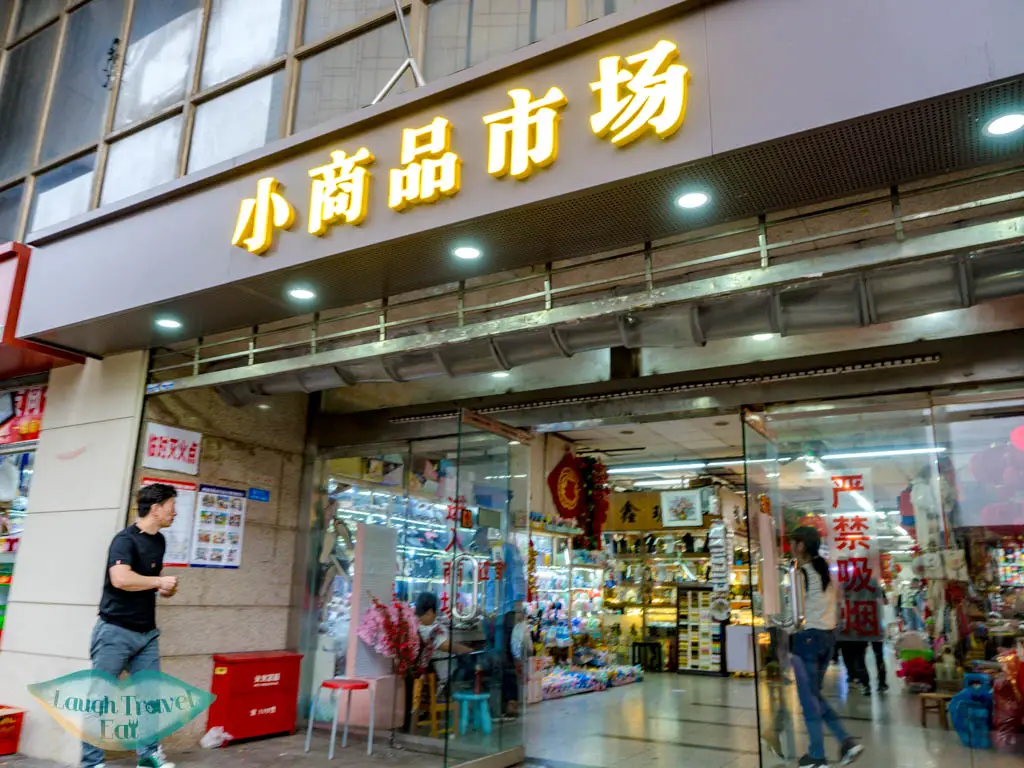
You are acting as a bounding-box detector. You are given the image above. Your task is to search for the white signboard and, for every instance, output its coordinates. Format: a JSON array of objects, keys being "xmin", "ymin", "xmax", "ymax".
[
  {"xmin": 142, "ymin": 422, "xmax": 202, "ymax": 475},
  {"xmin": 140, "ymin": 477, "xmax": 197, "ymax": 567}
]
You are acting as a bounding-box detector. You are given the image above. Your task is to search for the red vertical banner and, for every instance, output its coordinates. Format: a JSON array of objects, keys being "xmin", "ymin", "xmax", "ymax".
[{"xmin": 825, "ymin": 468, "xmax": 884, "ymax": 641}]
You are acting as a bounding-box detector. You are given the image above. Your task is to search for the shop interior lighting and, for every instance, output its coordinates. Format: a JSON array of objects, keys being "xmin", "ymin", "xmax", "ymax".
[
  {"xmin": 453, "ymin": 245, "xmax": 482, "ymax": 260},
  {"xmin": 288, "ymin": 288, "xmax": 316, "ymax": 300},
  {"xmin": 751, "ymin": 333, "xmax": 777, "ymax": 341},
  {"xmin": 256, "ymin": 403, "xmax": 272, "ymax": 411},
  {"xmin": 985, "ymin": 113, "xmax": 1024, "ymax": 136},
  {"xmin": 703, "ymin": 457, "xmax": 792, "ymax": 467},
  {"xmin": 492, "ymin": 371, "xmax": 510, "ymax": 378},
  {"xmin": 608, "ymin": 462, "xmax": 706, "ymax": 474},
  {"xmin": 155, "ymin": 317, "xmax": 182, "ymax": 329},
  {"xmin": 676, "ymin": 191, "xmax": 710, "ymax": 209},
  {"xmin": 633, "ymin": 478, "xmax": 690, "ymax": 487},
  {"xmin": 820, "ymin": 447, "xmax": 946, "ymax": 460}
]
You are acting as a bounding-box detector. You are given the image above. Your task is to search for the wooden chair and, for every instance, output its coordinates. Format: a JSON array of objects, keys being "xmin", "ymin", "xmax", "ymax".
[
  {"xmin": 920, "ymin": 691, "xmax": 954, "ymax": 730},
  {"xmin": 411, "ymin": 673, "xmax": 456, "ymax": 738}
]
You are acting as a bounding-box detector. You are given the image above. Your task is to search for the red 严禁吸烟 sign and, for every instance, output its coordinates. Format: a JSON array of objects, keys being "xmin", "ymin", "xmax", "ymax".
[{"xmin": 824, "ymin": 468, "xmax": 883, "ymax": 641}]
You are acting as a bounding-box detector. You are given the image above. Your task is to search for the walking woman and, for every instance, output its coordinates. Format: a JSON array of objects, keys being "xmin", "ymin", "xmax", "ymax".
[{"xmin": 789, "ymin": 527, "xmax": 864, "ymax": 767}]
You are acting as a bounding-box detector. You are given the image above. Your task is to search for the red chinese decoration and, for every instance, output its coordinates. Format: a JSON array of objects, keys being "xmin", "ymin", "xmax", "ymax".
[
  {"xmin": 546, "ymin": 451, "xmax": 609, "ymax": 550},
  {"xmin": 547, "ymin": 452, "xmax": 584, "ymax": 520}
]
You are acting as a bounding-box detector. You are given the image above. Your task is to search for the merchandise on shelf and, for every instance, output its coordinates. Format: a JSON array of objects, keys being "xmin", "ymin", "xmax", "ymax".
[
  {"xmin": 677, "ymin": 585, "xmax": 726, "ymax": 675},
  {"xmin": 540, "ymin": 664, "xmax": 643, "ymax": 700}
]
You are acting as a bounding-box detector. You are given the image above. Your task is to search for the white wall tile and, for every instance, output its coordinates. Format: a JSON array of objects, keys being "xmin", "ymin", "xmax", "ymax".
[
  {"xmin": 42, "ymin": 352, "xmax": 148, "ymax": 430},
  {"xmin": 0, "ymin": 602, "xmax": 96, "ymax": 659},
  {"xmin": 31, "ymin": 417, "xmax": 141, "ymax": 514},
  {"xmin": 6, "ymin": 507, "xmax": 124, "ymax": 606}
]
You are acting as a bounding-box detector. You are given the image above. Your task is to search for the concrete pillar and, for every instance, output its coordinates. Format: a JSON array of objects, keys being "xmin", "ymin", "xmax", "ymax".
[{"xmin": 0, "ymin": 352, "xmax": 147, "ymax": 764}]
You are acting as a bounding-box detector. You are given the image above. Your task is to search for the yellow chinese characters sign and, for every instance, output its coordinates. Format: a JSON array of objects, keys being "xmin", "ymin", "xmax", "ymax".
[
  {"xmin": 389, "ymin": 117, "xmax": 461, "ymax": 210},
  {"xmin": 230, "ymin": 40, "xmax": 690, "ymax": 254}
]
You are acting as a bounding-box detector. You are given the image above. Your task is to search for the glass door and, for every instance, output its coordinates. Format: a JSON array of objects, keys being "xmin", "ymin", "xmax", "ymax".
[
  {"xmin": 441, "ymin": 410, "xmax": 529, "ymax": 768},
  {"xmin": 742, "ymin": 410, "xmax": 800, "ymax": 765},
  {"xmin": 745, "ymin": 395, "xmax": 956, "ymax": 768}
]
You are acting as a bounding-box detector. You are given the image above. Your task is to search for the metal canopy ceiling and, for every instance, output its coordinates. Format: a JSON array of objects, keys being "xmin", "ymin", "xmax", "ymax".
[
  {"xmin": 29, "ymin": 75, "xmax": 1024, "ymax": 357},
  {"xmin": 146, "ymin": 208, "xmax": 1024, "ymax": 402}
]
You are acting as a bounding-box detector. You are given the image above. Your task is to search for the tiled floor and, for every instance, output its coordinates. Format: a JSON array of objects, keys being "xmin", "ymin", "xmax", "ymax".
[
  {"xmin": 522, "ymin": 664, "xmax": 1022, "ymax": 768},
  {"xmin": 9, "ymin": 664, "xmax": 1021, "ymax": 768}
]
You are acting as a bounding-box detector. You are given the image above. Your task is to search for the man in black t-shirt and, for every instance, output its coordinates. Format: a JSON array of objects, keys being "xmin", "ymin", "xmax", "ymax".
[{"xmin": 82, "ymin": 484, "xmax": 180, "ymax": 768}]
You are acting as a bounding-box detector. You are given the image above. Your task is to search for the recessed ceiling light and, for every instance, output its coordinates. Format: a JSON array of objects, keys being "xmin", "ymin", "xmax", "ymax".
[
  {"xmin": 289, "ymin": 288, "xmax": 316, "ymax": 300},
  {"xmin": 676, "ymin": 191, "xmax": 709, "ymax": 209},
  {"xmin": 492, "ymin": 371, "xmax": 510, "ymax": 378},
  {"xmin": 453, "ymin": 246, "xmax": 482, "ymax": 260},
  {"xmin": 156, "ymin": 318, "xmax": 182, "ymax": 330},
  {"xmin": 752, "ymin": 333, "xmax": 776, "ymax": 341},
  {"xmin": 257, "ymin": 403, "xmax": 272, "ymax": 411},
  {"xmin": 984, "ymin": 114, "xmax": 1024, "ymax": 136}
]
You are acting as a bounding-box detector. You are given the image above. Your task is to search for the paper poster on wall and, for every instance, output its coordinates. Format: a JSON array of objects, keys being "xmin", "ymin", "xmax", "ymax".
[
  {"xmin": 191, "ymin": 485, "xmax": 246, "ymax": 568},
  {"xmin": 661, "ymin": 489, "xmax": 704, "ymax": 527},
  {"xmin": 140, "ymin": 477, "xmax": 197, "ymax": 567},
  {"xmin": 142, "ymin": 422, "xmax": 202, "ymax": 475}
]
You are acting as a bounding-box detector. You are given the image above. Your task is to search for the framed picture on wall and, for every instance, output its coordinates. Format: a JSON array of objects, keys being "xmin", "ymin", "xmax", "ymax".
[{"xmin": 661, "ymin": 489, "xmax": 704, "ymax": 527}]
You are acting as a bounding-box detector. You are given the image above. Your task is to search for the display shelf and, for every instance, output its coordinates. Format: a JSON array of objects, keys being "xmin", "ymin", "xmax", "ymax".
[{"xmin": 677, "ymin": 584, "xmax": 727, "ymax": 676}]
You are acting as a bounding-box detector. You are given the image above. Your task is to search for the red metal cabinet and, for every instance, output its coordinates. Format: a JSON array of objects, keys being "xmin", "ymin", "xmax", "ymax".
[{"xmin": 207, "ymin": 651, "xmax": 302, "ymax": 742}]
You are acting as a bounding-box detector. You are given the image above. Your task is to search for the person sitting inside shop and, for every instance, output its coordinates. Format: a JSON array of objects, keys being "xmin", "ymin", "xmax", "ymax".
[{"xmin": 415, "ymin": 592, "xmax": 473, "ymax": 699}]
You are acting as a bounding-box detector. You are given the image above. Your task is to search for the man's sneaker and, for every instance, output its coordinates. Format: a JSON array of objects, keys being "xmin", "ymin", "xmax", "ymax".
[
  {"xmin": 839, "ymin": 738, "xmax": 864, "ymax": 766},
  {"xmin": 138, "ymin": 754, "xmax": 175, "ymax": 768},
  {"xmin": 798, "ymin": 755, "xmax": 828, "ymax": 768},
  {"xmin": 878, "ymin": 682, "xmax": 890, "ymax": 693}
]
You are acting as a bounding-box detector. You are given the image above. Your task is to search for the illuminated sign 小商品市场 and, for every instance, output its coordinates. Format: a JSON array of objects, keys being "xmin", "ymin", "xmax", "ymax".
[{"xmin": 230, "ymin": 40, "xmax": 691, "ymax": 255}]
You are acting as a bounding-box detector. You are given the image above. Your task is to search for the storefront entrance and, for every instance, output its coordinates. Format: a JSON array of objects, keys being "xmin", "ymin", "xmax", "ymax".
[
  {"xmin": 745, "ymin": 391, "xmax": 1024, "ymax": 768},
  {"xmin": 302, "ymin": 410, "xmax": 529, "ymax": 768},
  {"xmin": 503, "ymin": 390, "xmax": 1024, "ymax": 768}
]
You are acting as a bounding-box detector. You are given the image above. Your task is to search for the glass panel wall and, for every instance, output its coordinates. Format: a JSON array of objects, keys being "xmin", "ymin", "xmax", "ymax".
[
  {"xmin": 187, "ymin": 72, "xmax": 285, "ymax": 172},
  {"xmin": 0, "ymin": 184, "xmax": 23, "ymax": 242},
  {"xmin": 303, "ymin": 421, "xmax": 526, "ymax": 767},
  {"xmin": 113, "ymin": 0, "xmax": 203, "ymax": 129},
  {"xmin": 200, "ymin": 0, "xmax": 292, "ymax": 89},
  {"xmin": 0, "ymin": 0, "xmax": 647, "ymax": 236},
  {"xmin": 0, "ymin": 25, "xmax": 58, "ymax": 181},
  {"xmin": 585, "ymin": 0, "xmax": 638, "ymax": 22},
  {"xmin": 39, "ymin": 0, "xmax": 125, "ymax": 162},
  {"xmin": 425, "ymin": 0, "xmax": 565, "ymax": 81},
  {"xmin": 293, "ymin": 20, "xmax": 409, "ymax": 134},
  {"xmin": 745, "ymin": 391, "xmax": 1024, "ymax": 767}
]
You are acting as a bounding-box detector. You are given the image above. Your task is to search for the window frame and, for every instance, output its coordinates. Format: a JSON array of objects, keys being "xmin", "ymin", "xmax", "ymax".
[{"xmin": 0, "ymin": 0, "xmax": 590, "ymax": 242}]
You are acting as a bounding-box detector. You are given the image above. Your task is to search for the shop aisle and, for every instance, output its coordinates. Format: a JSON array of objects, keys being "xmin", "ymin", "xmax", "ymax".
[{"xmin": 524, "ymin": 670, "xmax": 1022, "ymax": 768}]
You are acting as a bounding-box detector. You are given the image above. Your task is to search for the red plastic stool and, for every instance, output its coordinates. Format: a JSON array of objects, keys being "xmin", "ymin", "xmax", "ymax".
[{"xmin": 304, "ymin": 678, "xmax": 375, "ymax": 757}]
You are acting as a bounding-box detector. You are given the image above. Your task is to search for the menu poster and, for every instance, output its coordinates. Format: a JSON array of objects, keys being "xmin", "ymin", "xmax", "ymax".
[
  {"xmin": 140, "ymin": 477, "xmax": 197, "ymax": 567},
  {"xmin": 191, "ymin": 485, "xmax": 246, "ymax": 569}
]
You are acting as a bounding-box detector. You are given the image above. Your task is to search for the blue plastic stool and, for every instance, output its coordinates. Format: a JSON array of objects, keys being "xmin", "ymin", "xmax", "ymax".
[{"xmin": 452, "ymin": 691, "xmax": 492, "ymax": 736}]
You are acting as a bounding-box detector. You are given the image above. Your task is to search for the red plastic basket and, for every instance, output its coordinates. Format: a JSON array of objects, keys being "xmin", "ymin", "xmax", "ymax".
[{"xmin": 0, "ymin": 707, "xmax": 25, "ymax": 756}]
